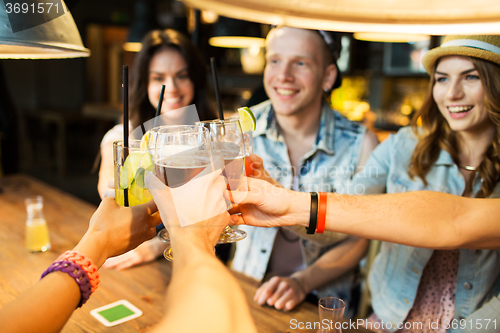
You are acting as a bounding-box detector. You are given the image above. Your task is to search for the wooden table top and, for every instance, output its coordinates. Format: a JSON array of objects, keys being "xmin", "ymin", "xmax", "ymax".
[{"xmin": 0, "ymin": 174, "xmax": 370, "ymax": 332}]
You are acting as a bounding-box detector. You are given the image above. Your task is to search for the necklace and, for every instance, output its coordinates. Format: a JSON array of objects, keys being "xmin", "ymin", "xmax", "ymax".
[{"xmin": 459, "ymin": 165, "xmax": 477, "ymax": 171}]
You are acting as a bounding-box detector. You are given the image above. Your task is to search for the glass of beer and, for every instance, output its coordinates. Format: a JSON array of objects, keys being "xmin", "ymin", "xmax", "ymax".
[
  {"xmin": 153, "ymin": 125, "xmax": 221, "ymax": 260},
  {"xmin": 197, "ymin": 118, "xmax": 247, "ymax": 244}
]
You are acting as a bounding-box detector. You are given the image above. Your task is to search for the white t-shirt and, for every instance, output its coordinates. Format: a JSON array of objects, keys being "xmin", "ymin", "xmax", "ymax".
[
  {"xmin": 266, "ymin": 175, "xmax": 305, "ymax": 278},
  {"xmin": 100, "ymin": 124, "xmax": 125, "ymax": 148}
]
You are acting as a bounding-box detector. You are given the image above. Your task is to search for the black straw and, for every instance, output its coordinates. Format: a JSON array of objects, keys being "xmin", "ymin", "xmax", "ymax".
[
  {"xmin": 210, "ymin": 57, "xmax": 224, "ymax": 120},
  {"xmin": 153, "ymin": 84, "xmax": 166, "ymax": 129},
  {"xmin": 122, "ymin": 65, "xmax": 129, "ymax": 207}
]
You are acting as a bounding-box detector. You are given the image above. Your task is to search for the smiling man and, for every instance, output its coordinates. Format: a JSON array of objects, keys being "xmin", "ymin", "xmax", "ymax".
[{"xmin": 232, "ymin": 26, "xmax": 379, "ymax": 315}]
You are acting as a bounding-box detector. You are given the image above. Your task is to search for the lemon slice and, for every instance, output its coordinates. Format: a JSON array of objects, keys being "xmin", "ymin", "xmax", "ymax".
[
  {"xmin": 237, "ymin": 107, "xmax": 256, "ymax": 132},
  {"xmin": 140, "ymin": 130, "xmax": 152, "ymax": 149}
]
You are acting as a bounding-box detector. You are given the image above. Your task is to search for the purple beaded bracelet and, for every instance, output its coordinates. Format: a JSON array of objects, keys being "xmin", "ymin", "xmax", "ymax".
[{"xmin": 41, "ymin": 260, "xmax": 93, "ymax": 307}]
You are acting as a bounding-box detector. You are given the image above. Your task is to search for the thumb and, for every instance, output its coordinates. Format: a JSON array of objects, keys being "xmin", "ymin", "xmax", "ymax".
[
  {"xmin": 225, "ymin": 177, "xmax": 264, "ymax": 205},
  {"xmin": 248, "ymin": 154, "xmax": 263, "ymax": 165},
  {"xmin": 247, "ymin": 154, "xmax": 263, "ymax": 175}
]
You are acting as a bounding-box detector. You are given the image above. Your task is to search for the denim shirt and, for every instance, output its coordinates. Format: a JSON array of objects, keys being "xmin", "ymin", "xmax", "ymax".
[
  {"xmin": 232, "ymin": 100, "xmax": 367, "ymax": 313},
  {"xmin": 348, "ymin": 127, "xmax": 500, "ymax": 333}
]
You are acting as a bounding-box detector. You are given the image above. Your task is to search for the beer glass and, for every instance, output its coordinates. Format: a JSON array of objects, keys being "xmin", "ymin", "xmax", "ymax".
[{"xmin": 153, "ymin": 125, "xmax": 220, "ymax": 260}]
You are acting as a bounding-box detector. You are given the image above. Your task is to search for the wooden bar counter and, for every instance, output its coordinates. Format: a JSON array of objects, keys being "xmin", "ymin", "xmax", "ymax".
[{"xmin": 0, "ymin": 174, "xmax": 370, "ymax": 333}]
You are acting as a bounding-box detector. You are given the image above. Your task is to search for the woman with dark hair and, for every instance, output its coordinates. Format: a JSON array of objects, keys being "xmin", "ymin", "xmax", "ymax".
[
  {"xmin": 128, "ymin": 29, "xmax": 215, "ymax": 131},
  {"xmin": 98, "ymin": 29, "xmax": 216, "ymax": 269}
]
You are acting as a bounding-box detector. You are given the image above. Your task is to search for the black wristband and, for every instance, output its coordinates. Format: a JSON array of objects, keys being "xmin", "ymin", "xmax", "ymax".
[{"xmin": 307, "ymin": 192, "xmax": 318, "ymax": 234}]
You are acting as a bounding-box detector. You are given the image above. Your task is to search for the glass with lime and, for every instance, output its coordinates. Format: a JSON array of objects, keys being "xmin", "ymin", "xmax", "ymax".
[{"xmin": 113, "ymin": 140, "xmax": 154, "ymax": 206}]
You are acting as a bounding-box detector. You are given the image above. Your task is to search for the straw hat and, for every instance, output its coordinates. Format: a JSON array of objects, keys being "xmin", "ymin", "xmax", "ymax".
[{"xmin": 421, "ymin": 35, "xmax": 500, "ymax": 73}]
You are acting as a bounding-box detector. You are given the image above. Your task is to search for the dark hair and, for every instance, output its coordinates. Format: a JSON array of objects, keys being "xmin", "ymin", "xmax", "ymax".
[
  {"xmin": 408, "ymin": 57, "xmax": 500, "ymax": 198},
  {"xmin": 129, "ymin": 29, "xmax": 217, "ymax": 130}
]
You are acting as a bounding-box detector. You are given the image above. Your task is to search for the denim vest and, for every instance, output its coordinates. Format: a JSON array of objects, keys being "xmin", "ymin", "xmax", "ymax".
[
  {"xmin": 232, "ymin": 100, "xmax": 367, "ymax": 314},
  {"xmin": 348, "ymin": 127, "xmax": 500, "ymax": 333}
]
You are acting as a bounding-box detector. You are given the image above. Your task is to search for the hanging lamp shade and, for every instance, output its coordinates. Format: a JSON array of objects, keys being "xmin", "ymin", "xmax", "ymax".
[
  {"xmin": 0, "ymin": 1, "xmax": 89, "ymax": 59},
  {"xmin": 209, "ymin": 16, "xmax": 264, "ymax": 48},
  {"xmin": 123, "ymin": 0, "xmax": 159, "ymax": 52},
  {"xmin": 182, "ymin": 0, "xmax": 500, "ymax": 35}
]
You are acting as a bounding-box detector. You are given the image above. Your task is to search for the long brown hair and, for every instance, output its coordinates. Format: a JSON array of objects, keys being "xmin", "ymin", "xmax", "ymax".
[
  {"xmin": 129, "ymin": 29, "xmax": 217, "ymax": 130},
  {"xmin": 408, "ymin": 57, "xmax": 500, "ymax": 198}
]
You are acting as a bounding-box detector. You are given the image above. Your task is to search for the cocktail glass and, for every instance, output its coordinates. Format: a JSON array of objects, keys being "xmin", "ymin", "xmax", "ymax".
[
  {"xmin": 113, "ymin": 140, "xmax": 154, "ymax": 207},
  {"xmin": 228, "ymin": 116, "xmax": 253, "ymax": 175},
  {"xmin": 197, "ymin": 118, "xmax": 247, "ymax": 244}
]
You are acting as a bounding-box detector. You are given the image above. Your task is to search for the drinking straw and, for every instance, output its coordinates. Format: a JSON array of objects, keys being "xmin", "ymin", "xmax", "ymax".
[
  {"xmin": 123, "ymin": 65, "xmax": 129, "ymax": 207},
  {"xmin": 153, "ymin": 84, "xmax": 166, "ymax": 129},
  {"xmin": 210, "ymin": 57, "xmax": 224, "ymax": 121}
]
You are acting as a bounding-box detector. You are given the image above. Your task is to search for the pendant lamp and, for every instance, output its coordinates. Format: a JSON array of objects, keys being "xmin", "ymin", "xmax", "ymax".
[
  {"xmin": 209, "ymin": 16, "xmax": 264, "ymax": 48},
  {"xmin": 182, "ymin": 0, "xmax": 500, "ymax": 35},
  {"xmin": 0, "ymin": 0, "xmax": 90, "ymax": 59}
]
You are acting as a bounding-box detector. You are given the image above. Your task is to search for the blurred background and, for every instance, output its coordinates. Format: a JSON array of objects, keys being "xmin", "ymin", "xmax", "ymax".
[{"xmin": 0, "ymin": 0, "xmax": 442, "ymax": 205}]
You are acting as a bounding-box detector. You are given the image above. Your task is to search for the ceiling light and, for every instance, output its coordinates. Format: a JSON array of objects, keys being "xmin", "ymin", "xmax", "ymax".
[
  {"xmin": 354, "ymin": 33, "xmax": 431, "ymax": 43},
  {"xmin": 208, "ymin": 16, "xmax": 264, "ymax": 48},
  {"xmin": 182, "ymin": 0, "xmax": 500, "ymax": 35}
]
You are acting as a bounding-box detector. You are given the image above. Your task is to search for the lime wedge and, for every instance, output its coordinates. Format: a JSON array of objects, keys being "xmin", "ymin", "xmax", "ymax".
[
  {"xmin": 119, "ymin": 151, "xmax": 154, "ymax": 189},
  {"xmin": 119, "ymin": 157, "xmax": 134, "ymax": 189},
  {"xmin": 237, "ymin": 107, "xmax": 256, "ymax": 132}
]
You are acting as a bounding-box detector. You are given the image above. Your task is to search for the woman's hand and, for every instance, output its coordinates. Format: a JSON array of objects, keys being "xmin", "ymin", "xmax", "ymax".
[
  {"xmin": 102, "ymin": 238, "xmax": 168, "ymax": 270},
  {"xmin": 101, "ymin": 178, "xmax": 116, "ymax": 199},
  {"xmin": 75, "ymin": 198, "xmax": 161, "ymax": 267}
]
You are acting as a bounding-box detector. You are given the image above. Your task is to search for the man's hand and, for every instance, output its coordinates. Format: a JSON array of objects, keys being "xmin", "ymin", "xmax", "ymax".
[
  {"xmin": 254, "ymin": 276, "xmax": 307, "ymax": 311},
  {"xmin": 228, "ymin": 177, "xmax": 310, "ymax": 228}
]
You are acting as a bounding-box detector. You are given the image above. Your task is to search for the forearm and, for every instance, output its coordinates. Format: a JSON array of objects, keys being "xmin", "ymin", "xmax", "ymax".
[
  {"xmin": 0, "ymin": 236, "xmax": 106, "ymax": 333},
  {"xmin": 283, "ymin": 224, "xmax": 350, "ymax": 246},
  {"xmin": 326, "ymin": 191, "xmax": 500, "ymax": 249},
  {"xmin": 155, "ymin": 243, "xmax": 256, "ymax": 333},
  {"xmin": 0, "ymin": 273, "xmax": 80, "ymax": 333},
  {"xmin": 292, "ymin": 236, "xmax": 369, "ymax": 294}
]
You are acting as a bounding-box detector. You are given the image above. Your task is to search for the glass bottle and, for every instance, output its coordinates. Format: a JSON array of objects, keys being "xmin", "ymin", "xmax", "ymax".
[{"xmin": 25, "ymin": 196, "xmax": 51, "ymax": 252}]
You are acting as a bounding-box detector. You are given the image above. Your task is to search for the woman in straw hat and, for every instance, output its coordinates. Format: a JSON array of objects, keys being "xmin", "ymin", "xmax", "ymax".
[
  {"xmin": 239, "ymin": 34, "xmax": 500, "ymax": 331},
  {"xmin": 340, "ymin": 35, "xmax": 500, "ymax": 332}
]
